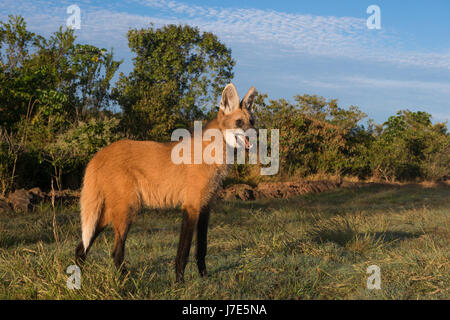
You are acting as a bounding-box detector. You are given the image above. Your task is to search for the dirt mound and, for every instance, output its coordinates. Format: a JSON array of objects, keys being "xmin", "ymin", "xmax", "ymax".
[
  {"xmin": 218, "ymin": 184, "xmax": 257, "ymax": 201},
  {"xmin": 2, "ymin": 180, "xmax": 346, "ymax": 211},
  {"xmin": 7, "ymin": 189, "xmax": 38, "ymax": 212},
  {"xmin": 3, "ymin": 188, "xmax": 80, "ymax": 212},
  {"xmin": 218, "ymin": 180, "xmax": 342, "ymax": 201}
]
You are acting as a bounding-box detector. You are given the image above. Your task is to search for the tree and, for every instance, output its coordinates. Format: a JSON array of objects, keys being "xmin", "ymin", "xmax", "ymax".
[
  {"xmin": 70, "ymin": 44, "xmax": 122, "ymax": 121},
  {"xmin": 0, "ymin": 16, "xmax": 122, "ymax": 130},
  {"xmin": 0, "ymin": 15, "xmax": 122, "ymax": 192},
  {"xmin": 371, "ymin": 110, "xmax": 449, "ymax": 181},
  {"xmin": 113, "ymin": 24, "xmax": 235, "ymax": 140},
  {"xmin": 254, "ymin": 94, "xmax": 367, "ymax": 176},
  {"xmin": 0, "ymin": 15, "xmax": 35, "ymax": 71}
]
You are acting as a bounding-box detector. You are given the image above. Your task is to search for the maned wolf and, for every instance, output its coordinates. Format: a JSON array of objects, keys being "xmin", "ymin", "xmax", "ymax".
[{"xmin": 75, "ymin": 83, "xmax": 257, "ymax": 282}]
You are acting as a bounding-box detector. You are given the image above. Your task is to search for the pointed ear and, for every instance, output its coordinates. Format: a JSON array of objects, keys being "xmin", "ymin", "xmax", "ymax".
[
  {"xmin": 240, "ymin": 86, "xmax": 257, "ymax": 111},
  {"xmin": 219, "ymin": 83, "xmax": 240, "ymax": 115}
]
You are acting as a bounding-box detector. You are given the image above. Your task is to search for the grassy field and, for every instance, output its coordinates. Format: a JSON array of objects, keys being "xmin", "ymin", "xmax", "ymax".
[{"xmin": 0, "ymin": 183, "xmax": 448, "ymax": 299}]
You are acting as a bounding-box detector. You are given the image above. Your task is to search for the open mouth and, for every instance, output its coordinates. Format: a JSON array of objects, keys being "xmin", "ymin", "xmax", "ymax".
[
  {"xmin": 244, "ymin": 136, "xmax": 251, "ymax": 150},
  {"xmin": 236, "ymin": 133, "xmax": 252, "ymax": 150}
]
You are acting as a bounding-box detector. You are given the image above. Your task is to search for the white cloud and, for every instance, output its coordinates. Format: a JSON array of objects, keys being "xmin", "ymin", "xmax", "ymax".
[
  {"xmin": 134, "ymin": 0, "xmax": 450, "ymax": 70},
  {"xmin": 286, "ymin": 75, "xmax": 450, "ymax": 93},
  {"xmin": 2, "ymin": 0, "xmax": 450, "ymax": 70},
  {"xmin": 342, "ymin": 76, "xmax": 450, "ymax": 92}
]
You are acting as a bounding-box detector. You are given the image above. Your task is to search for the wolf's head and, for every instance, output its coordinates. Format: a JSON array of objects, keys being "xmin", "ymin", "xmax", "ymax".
[{"xmin": 215, "ymin": 83, "xmax": 257, "ymax": 149}]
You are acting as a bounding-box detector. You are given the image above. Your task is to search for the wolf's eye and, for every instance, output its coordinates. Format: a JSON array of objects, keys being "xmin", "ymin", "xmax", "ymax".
[{"xmin": 235, "ymin": 119, "xmax": 243, "ymax": 127}]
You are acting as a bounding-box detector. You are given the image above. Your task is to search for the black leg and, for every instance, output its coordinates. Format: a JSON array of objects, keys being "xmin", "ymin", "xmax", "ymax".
[
  {"xmin": 75, "ymin": 241, "xmax": 86, "ymax": 265},
  {"xmin": 196, "ymin": 205, "xmax": 210, "ymax": 277},
  {"xmin": 75, "ymin": 226, "xmax": 105, "ymax": 266},
  {"xmin": 112, "ymin": 225, "xmax": 130, "ymax": 274},
  {"xmin": 175, "ymin": 208, "xmax": 199, "ymax": 283},
  {"xmin": 112, "ymin": 236, "xmax": 125, "ymax": 269}
]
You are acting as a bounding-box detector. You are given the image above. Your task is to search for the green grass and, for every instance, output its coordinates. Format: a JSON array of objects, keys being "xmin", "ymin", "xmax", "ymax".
[{"xmin": 0, "ymin": 183, "xmax": 448, "ymax": 299}]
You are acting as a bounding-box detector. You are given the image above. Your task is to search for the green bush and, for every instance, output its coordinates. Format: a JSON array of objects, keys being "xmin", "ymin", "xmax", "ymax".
[
  {"xmin": 254, "ymin": 94, "xmax": 369, "ymax": 177},
  {"xmin": 0, "ymin": 129, "xmax": 18, "ymax": 195},
  {"xmin": 43, "ymin": 117, "xmax": 123, "ymax": 189},
  {"xmin": 370, "ymin": 110, "xmax": 449, "ymax": 181}
]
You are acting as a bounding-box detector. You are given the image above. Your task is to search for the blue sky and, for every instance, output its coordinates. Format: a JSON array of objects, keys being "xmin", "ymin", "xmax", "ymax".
[{"xmin": 1, "ymin": 0, "xmax": 449, "ymax": 124}]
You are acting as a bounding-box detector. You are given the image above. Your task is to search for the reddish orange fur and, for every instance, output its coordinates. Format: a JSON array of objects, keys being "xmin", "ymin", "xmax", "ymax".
[{"xmin": 76, "ymin": 83, "xmax": 257, "ymax": 281}]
